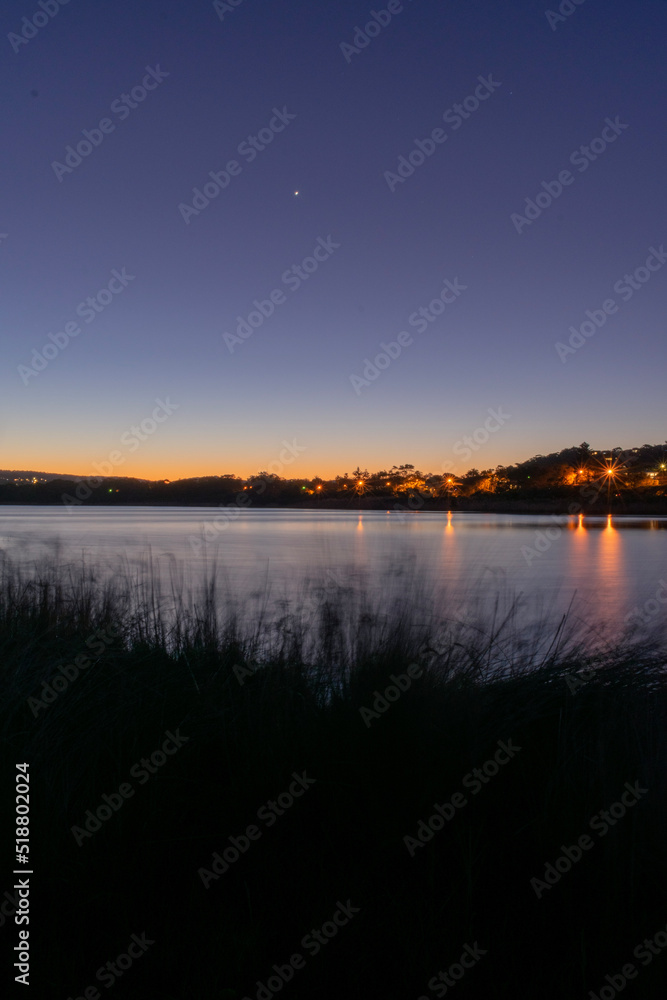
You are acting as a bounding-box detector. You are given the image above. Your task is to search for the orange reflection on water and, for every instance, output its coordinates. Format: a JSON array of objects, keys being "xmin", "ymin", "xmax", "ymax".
[
  {"xmin": 597, "ymin": 514, "xmax": 628, "ymax": 606},
  {"xmin": 567, "ymin": 513, "xmax": 590, "ymax": 581},
  {"xmin": 440, "ymin": 510, "xmax": 462, "ymax": 580}
]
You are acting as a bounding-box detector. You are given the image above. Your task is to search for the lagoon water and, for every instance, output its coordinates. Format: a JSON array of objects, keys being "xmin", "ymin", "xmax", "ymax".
[{"xmin": 0, "ymin": 506, "xmax": 665, "ymax": 641}]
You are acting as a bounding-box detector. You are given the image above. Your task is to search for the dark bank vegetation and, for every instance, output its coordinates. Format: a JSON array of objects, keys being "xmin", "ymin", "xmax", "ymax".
[{"xmin": 1, "ymin": 557, "xmax": 666, "ymax": 998}]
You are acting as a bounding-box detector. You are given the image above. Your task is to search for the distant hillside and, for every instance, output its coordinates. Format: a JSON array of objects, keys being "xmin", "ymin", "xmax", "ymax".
[
  {"xmin": 1, "ymin": 440, "xmax": 665, "ymax": 496},
  {"xmin": 0, "ymin": 469, "xmax": 80, "ymax": 482}
]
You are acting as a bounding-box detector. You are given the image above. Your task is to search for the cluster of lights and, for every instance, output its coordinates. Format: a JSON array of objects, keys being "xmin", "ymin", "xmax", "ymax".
[{"xmin": 227, "ymin": 458, "xmax": 666, "ymax": 497}]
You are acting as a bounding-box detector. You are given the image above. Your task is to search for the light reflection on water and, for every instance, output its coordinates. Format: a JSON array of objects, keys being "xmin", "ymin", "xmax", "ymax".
[{"xmin": 0, "ymin": 507, "xmax": 665, "ymax": 638}]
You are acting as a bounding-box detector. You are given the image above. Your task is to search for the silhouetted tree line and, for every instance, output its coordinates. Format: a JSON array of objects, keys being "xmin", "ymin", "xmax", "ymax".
[{"xmin": 0, "ymin": 442, "xmax": 665, "ymax": 506}]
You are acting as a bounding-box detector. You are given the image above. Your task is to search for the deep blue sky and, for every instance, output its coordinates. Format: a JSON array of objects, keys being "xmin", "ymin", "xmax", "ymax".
[{"xmin": 2, "ymin": 0, "xmax": 666, "ymax": 479}]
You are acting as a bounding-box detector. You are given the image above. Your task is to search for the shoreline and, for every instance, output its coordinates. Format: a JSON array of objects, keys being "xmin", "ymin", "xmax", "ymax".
[{"xmin": 2, "ymin": 497, "xmax": 667, "ymax": 515}]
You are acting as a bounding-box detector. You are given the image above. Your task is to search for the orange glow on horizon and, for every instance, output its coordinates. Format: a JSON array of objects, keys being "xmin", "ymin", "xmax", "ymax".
[{"xmin": 2, "ymin": 439, "xmax": 657, "ymax": 484}]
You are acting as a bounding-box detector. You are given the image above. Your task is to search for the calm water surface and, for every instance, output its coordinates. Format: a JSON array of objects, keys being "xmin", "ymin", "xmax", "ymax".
[{"xmin": 0, "ymin": 507, "xmax": 665, "ymax": 637}]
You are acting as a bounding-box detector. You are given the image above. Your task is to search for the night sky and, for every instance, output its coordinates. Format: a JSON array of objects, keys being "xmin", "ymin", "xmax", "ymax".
[{"xmin": 2, "ymin": 0, "xmax": 666, "ymax": 480}]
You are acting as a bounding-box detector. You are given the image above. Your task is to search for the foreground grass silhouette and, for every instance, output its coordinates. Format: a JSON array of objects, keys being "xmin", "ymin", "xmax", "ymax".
[{"xmin": 1, "ymin": 556, "xmax": 666, "ymax": 998}]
